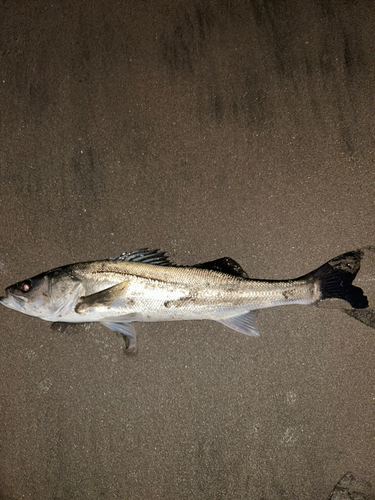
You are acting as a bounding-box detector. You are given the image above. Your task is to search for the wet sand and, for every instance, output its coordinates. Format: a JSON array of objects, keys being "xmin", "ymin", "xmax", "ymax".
[{"xmin": 0, "ymin": 1, "xmax": 374, "ymax": 498}]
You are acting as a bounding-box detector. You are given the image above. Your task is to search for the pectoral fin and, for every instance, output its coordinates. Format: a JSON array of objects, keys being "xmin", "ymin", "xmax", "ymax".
[
  {"xmin": 100, "ymin": 320, "xmax": 137, "ymax": 350},
  {"xmin": 75, "ymin": 281, "xmax": 130, "ymax": 314},
  {"xmin": 217, "ymin": 311, "xmax": 259, "ymax": 336}
]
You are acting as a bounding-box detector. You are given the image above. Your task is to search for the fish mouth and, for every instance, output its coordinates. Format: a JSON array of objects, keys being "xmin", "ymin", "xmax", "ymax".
[
  {"xmin": 11, "ymin": 294, "xmax": 29, "ymax": 303},
  {"xmin": 0, "ymin": 291, "xmax": 28, "ymax": 310}
]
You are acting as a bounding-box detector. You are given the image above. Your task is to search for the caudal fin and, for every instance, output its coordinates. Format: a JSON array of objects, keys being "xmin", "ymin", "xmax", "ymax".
[{"xmin": 309, "ymin": 250, "xmax": 368, "ymax": 309}]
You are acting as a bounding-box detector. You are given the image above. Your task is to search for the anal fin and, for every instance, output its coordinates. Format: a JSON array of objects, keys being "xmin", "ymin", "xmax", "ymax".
[{"xmin": 217, "ymin": 310, "xmax": 259, "ymax": 336}]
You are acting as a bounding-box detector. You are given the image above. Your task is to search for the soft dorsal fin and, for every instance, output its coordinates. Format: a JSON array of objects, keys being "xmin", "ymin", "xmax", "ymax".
[
  {"xmin": 110, "ymin": 248, "xmax": 173, "ymax": 266},
  {"xmin": 193, "ymin": 257, "xmax": 249, "ymax": 278}
]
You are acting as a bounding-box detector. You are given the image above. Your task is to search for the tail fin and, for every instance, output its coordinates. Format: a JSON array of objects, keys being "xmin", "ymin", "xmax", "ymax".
[{"xmin": 309, "ymin": 250, "xmax": 368, "ymax": 309}]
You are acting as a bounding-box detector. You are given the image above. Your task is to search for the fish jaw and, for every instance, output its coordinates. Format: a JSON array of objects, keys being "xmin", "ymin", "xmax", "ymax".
[{"xmin": 0, "ymin": 291, "xmax": 27, "ymax": 312}]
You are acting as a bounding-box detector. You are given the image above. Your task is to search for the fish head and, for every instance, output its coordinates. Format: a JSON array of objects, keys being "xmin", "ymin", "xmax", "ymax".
[{"xmin": 0, "ymin": 267, "xmax": 83, "ymax": 321}]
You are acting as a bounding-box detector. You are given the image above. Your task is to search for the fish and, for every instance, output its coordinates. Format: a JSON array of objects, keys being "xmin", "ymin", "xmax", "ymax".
[{"xmin": 0, "ymin": 248, "xmax": 369, "ymax": 350}]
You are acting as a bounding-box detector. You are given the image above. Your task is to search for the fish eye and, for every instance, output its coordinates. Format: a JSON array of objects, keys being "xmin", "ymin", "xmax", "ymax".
[{"xmin": 20, "ymin": 280, "xmax": 33, "ymax": 293}]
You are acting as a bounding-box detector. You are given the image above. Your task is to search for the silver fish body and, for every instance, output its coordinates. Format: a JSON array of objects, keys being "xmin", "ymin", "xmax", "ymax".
[{"xmin": 0, "ymin": 249, "xmax": 368, "ymax": 349}]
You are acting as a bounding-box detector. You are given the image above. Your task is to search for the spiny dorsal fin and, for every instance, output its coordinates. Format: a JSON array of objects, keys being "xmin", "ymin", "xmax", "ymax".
[
  {"xmin": 193, "ymin": 257, "xmax": 249, "ymax": 279},
  {"xmin": 110, "ymin": 248, "xmax": 173, "ymax": 266}
]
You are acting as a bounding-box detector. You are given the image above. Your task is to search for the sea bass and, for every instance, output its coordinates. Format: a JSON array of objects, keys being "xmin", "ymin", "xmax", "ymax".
[{"xmin": 0, "ymin": 248, "xmax": 368, "ymax": 349}]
